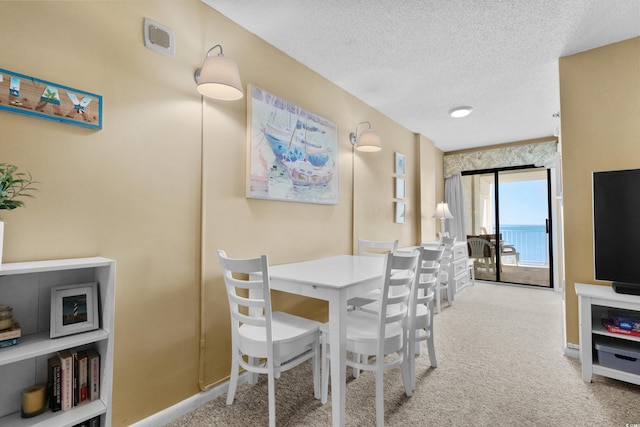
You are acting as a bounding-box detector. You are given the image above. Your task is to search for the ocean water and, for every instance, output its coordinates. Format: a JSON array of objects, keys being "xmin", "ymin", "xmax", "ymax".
[{"xmin": 498, "ymin": 225, "xmax": 549, "ymax": 265}]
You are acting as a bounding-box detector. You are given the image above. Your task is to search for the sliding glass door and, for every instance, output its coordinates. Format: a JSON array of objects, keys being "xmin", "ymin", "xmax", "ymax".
[{"xmin": 462, "ymin": 167, "xmax": 553, "ymax": 287}]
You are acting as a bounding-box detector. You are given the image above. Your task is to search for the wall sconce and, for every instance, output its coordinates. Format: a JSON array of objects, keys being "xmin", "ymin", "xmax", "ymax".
[
  {"xmin": 194, "ymin": 44, "xmax": 243, "ymax": 101},
  {"xmin": 432, "ymin": 202, "xmax": 453, "ymax": 237},
  {"xmin": 349, "ymin": 122, "xmax": 382, "ymax": 152}
]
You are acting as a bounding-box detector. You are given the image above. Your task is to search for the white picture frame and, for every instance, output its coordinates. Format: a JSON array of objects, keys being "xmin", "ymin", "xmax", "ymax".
[
  {"xmin": 395, "ymin": 152, "xmax": 406, "ymax": 175},
  {"xmin": 395, "ymin": 177, "xmax": 406, "ymax": 200},
  {"xmin": 50, "ymin": 282, "xmax": 100, "ymax": 338},
  {"xmin": 395, "ymin": 202, "xmax": 406, "ymax": 224}
]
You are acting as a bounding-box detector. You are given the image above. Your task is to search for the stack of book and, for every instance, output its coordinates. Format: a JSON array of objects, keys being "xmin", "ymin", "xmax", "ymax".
[
  {"xmin": 602, "ymin": 310, "xmax": 640, "ymax": 337},
  {"xmin": 47, "ymin": 347, "xmax": 100, "ymax": 412},
  {"xmin": 0, "ymin": 322, "xmax": 21, "ymax": 348},
  {"xmin": 72, "ymin": 415, "xmax": 100, "ymax": 427}
]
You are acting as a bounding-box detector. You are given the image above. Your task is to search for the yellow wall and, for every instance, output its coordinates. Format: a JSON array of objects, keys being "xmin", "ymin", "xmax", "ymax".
[
  {"xmin": 418, "ymin": 134, "xmax": 443, "ymax": 242},
  {"xmin": 0, "ymin": 1, "xmax": 442, "ymax": 424},
  {"xmin": 560, "ymin": 37, "xmax": 640, "ymax": 345}
]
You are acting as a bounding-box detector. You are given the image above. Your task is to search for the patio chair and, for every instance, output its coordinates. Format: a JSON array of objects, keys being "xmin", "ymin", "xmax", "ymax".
[{"xmin": 468, "ymin": 237, "xmax": 495, "ymax": 273}]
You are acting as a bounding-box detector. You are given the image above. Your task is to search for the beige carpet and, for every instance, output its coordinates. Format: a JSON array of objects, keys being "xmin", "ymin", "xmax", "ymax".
[{"xmin": 168, "ymin": 282, "xmax": 640, "ymax": 426}]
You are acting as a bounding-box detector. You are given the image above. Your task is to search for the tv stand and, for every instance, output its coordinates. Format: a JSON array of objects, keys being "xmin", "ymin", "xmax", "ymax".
[
  {"xmin": 612, "ymin": 282, "xmax": 640, "ymax": 296},
  {"xmin": 575, "ymin": 283, "xmax": 640, "ymax": 385}
]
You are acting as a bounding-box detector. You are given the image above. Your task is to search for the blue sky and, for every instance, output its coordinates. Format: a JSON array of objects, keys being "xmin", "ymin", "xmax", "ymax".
[{"xmin": 497, "ymin": 180, "xmax": 548, "ymax": 225}]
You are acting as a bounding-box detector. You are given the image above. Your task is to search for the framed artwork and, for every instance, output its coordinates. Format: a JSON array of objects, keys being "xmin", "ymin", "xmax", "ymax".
[
  {"xmin": 50, "ymin": 282, "xmax": 100, "ymax": 338},
  {"xmin": 247, "ymin": 85, "xmax": 339, "ymax": 204},
  {"xmin": 395, "ymin": 177, "xmax": 406, "ymax": 200},
  {"xmin": 0, "ymin": 68, "xmax": 102, "ymax": 129},
  {"xmin": 395, "ymin": 202, "xmax": 406, "ymax": 224},
  {"xmin": 395, "ymin": 152, "xmax": 405, "ymax": 175}
]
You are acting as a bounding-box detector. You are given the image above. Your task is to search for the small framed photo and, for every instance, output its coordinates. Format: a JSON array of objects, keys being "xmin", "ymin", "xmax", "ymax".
[
  {"xmin": 395, "ymin": 152, "xmax": 406, "ymax": 175},
  {"xmin": 395, "ymin": 177, "xmax": 406, "ymax": 200},
  {"xmin": 395, "ymin": 202, "xmax": 406, "ymax": 224},
  {"xmin": 50, "ymin": 282, "xmax": 100, "ymax": 338}
]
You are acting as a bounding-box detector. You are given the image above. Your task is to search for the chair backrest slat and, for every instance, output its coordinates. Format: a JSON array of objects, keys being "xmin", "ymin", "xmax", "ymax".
[
  {"xmin": 232, "ymin": 310, "xmax": 267, "ymax": 327},
  {"xmin": 218, "ymin": 250, "xmax": 274, "ymax": 352},
  {"xmin": 413, "ymin": 247, "xmax": 444, "ymax": 312},
  {"xmin": 377, "ymin": 251, "xmax": 420, "ymax": 330}
]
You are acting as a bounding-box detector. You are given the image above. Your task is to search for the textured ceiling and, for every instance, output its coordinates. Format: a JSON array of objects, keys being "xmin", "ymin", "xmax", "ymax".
[{"xmin": 202, "ymin": 0, "xmax": 640, "ymax": 152}]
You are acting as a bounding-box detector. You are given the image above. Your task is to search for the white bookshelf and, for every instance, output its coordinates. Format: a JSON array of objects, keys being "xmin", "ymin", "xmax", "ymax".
[{"xmin": 0, "ymin": 257, "xmax": 115, "ymax": 427}]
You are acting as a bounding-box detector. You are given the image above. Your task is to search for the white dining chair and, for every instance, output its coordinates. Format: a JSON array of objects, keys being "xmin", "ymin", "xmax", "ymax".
[
  {"xmin": 357, "ymin": 238, "xmax": 399, "ymax": 258},
  {"xmin": 320, "ymin": 250, "xmax": 419, "ymax": 427},
  {"xmin": 435, "ymin": 236, "xmax": 456, "ymax": 313},
  {"xmin": 217, "ymin": 250, "xmax": 322, "ymax": 427},
  {"xmin": 359, "ymin": 246, "xmax": 442, "ymax": 395},
  {"xmin": 347, "ymin": 238, "xmax": 400, "ymax": 378},
  {"xmin": 406, "ymin": 246, "xmax": 443, "ymax": 394},
  {"xmin": 347, "ymin": 238, "xmax": 399, "ymax": 310}
]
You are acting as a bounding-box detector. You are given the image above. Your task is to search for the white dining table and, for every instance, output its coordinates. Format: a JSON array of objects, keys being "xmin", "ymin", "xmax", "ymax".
[{"xmin": 268, "ymin": 254, "xmax": 384, "ymax": 426}]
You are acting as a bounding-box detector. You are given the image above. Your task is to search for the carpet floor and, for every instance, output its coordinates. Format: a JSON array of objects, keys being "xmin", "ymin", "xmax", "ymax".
[{"xmin": 168, "ymin": 281, "xmax": 640, "ymax": 426}]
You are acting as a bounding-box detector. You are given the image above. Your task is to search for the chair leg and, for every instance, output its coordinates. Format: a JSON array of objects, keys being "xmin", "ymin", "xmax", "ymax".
[
  {"xmin": 427, "ymin": 303, "xmax": 437, "ymax": 368},
  {"xmin": 426, "ymin": 332, "xmax": 437, "ymax": 368},
  {"xmin": 321, "ymin": 332, "xmax": 329, "ymax": 404},
  {"xmin": 375, "ymin": 363, "xmax": 385, "ymax": 427},
  {"xmin": 435, "ymin": 285, "xmax": 441, "ymax": 314},
  {"xmin": 248, "ymin": 356, "xmax": 259, "ymax": 384},
  {"xmin": 226, "ymin": 351, "xmax": 240, "ymax": 405},
  {"xmin": 267, "ymin": 363, "xmax": 276, "ymax": 427},
  {"xmin": 312, "ymin": 340, "xmax": 320, "ymax": 399},
  {"xmin": 353, "ymin": 352, "xmax": 360, "ymax": 378},
  {"xmin": 406, "ymin": 332, "xmax": 416, "ymax": 396}
]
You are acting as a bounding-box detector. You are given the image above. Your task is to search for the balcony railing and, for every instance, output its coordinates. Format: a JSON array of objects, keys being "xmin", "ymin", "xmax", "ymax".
[{"xmin": 497, "ymin": 225, "xmax": 549, "ymax": 266}]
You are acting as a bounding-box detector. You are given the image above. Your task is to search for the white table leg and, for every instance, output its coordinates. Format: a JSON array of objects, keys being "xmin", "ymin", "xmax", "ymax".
[{"xmin": 329, "ymin": 292, "xmax": 347, "ymax": 426}]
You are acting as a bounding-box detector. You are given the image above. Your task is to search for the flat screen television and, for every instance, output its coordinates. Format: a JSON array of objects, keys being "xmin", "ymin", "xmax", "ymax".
[{"xmin": 593, "ymin": 168, "xmax": 640, "ymax": 295}]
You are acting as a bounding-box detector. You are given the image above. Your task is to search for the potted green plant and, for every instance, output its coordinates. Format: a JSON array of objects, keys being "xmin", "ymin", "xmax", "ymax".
[
  {"xmin": 0, "ymin": 163, "xmax": 37, "ymax": 264},
  {"xmin": 0, "ymin": 163, "xmax": 37, "ymax": 211}
]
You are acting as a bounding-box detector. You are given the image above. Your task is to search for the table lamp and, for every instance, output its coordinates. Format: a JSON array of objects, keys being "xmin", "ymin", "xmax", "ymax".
[{"xmin": 432, "ymin": 202, "xmax": 453, "ymax": 239}]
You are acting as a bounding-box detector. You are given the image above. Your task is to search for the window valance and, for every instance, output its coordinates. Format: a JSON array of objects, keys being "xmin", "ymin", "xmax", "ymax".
[{"xmin": 444, "ymin": 140, "xmax": 558, "ymax": 178}]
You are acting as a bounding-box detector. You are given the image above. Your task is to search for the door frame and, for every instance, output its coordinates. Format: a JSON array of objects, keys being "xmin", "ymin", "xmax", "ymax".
[{"xmin": 462, "ymin": 165, "xmax": 554, "ymax": 288}]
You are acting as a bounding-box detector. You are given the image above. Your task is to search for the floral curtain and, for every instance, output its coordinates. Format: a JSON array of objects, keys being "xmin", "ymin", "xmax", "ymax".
[{"xmin": 444, "ymin": 140, "xmax": 558, "ymax": 178}]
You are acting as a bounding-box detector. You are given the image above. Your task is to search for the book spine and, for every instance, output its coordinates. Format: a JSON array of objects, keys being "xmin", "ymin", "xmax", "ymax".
[
  {"xmin": 0, "ymin": 337, "xmax": 19, "ymax": 348},
  {"xmin": 72, "ymin": 350, "xmax": 79, "ymax": 406},
  {"xmin": 59, "ymin": 351, "xmax": 73, "ymax": 411},
  {"xmin": 79, "ymin": 351, "xmax": 88, "ymax": 403},
  {"xmin": 48, "ymin": 356, "xmax": 62, "ymax": 412},
  {"xmin": 88, "ymin": 350, "xmax": 100, "ymax": 401}
]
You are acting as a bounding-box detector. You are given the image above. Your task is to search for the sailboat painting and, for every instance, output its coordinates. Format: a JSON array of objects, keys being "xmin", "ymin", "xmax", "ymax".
[{"xmin": 247, "ymin": 85, "xmax": 338, "ymax": 204}]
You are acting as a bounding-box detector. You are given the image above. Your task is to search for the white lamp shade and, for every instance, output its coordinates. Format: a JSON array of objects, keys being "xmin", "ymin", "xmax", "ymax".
[
  {"xmin": 356, "ymin": 129, "xmax": 382, "ymax": 152},
  {"xmin": 432, "ymin": 202, "xmax": 453, "ymax": 219},
  {"xmin": 197, "ymin": 55, "xmax": 243, "ymax": 100}
]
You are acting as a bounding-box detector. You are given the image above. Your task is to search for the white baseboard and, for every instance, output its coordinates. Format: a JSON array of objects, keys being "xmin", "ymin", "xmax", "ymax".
[
  {"xmin": 564, "ymin": 342, "xmax": 580, "ymax": 358},
  {"xmin": 130, "ymin": 373, "xmax": 248, "ymax": 427}
]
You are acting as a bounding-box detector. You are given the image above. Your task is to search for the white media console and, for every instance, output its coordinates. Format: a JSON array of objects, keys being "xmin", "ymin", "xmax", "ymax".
[{"xmin": 575, "ymin": 282, "xmax": 640, "ymax": 385}]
